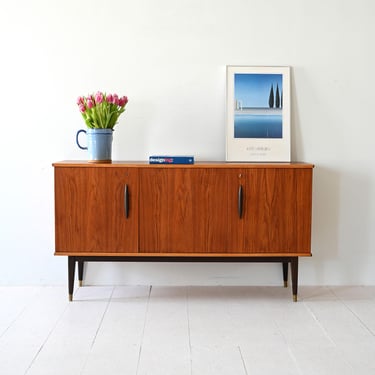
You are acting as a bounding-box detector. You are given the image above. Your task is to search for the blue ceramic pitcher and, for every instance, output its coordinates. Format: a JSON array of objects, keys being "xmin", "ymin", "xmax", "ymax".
[{"xmin": 76, "ymin": 128, "xmax": 113, "ymax": 163}]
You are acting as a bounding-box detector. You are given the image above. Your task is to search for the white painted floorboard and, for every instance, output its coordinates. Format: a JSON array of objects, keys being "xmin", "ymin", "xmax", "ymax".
[{"xmin": 1, "ymin": 285, "xmax": 375, "ymax": 375}]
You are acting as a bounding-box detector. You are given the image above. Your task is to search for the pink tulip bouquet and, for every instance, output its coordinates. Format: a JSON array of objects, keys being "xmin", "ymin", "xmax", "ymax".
[{"xmin": 77, "ymin": 91, "xmax": 129, "ymax": 129}]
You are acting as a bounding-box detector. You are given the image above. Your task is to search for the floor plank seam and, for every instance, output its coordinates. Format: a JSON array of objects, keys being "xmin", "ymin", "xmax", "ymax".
[
  {"xmin": 79, "ymin": 286, "xmax": 115, "ymax": 375},
  {"xmin": 186, "ymin": 287, "xmax": 193, "ymax": 375},
  {"xmin": 90, "ymin": 286, "xmax": 115, "ymax": 349},
  {"xmin": 135, "ymin": 285, "xmax": 152, "ymax": 375},
  {"xmin": 237, "ymin": 345, "xmax": 249, "ymax": 375},
  {"xmin": 0, "ymin": 305, "xmax": 28, "ymax": 340},
  {"xmin": 302, "ymin": 299, "xmax": 337, "ymax": 346},
  {"xmin": 0, "ymin": 288, "xmax": 40, "ymax": 340},
  {"xmin": 302, "ymin": 291, "xmax": 357, "ymax": 373},
  {"xmin": 24, "ymin": 294, "xmax": 71, "ymax": 374},
  {"xmin": 274, "ymin": 320, "xmax": 304, "ymax": 375},
  {"xmin": 286, "ymin": 344, "xmax": 304, "ymax": 375},
  {"xmin": 330, "ymin": 287, "xmax": 375, "ymax": 337}
]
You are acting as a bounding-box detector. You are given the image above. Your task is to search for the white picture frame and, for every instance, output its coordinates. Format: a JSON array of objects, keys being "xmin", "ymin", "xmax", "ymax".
[{"xmin": 226, "ymin": 65, "xmax": 291, "ymax": 162}]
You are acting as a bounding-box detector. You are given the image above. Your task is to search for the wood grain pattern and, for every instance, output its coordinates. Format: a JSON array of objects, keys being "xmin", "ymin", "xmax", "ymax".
[
  {"xmin": 244, "ymin": 169, "xmax": 298, "ymax": 253},
  {"xmin": 54, "ymin": 163, "xmax": 313, "ymax": 256},
  {"xmin": 139, "ymin": 169, "xmax": 243, "ymax": 253},
  {"xmin": 54, "ymin": 167, "xmax": 138, "ymax": 253}
]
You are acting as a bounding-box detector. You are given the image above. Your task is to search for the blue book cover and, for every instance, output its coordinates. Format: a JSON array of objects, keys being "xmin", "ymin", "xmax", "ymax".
[{"xmin": 149, "ymin": 156, "xmax": 195, "ymax": 164}]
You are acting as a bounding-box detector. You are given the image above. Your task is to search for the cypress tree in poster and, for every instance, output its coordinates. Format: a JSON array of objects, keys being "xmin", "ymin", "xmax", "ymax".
[
  {"xmin": 276, "ymin": 84, "xmax": 280, "ymax": 108},
  {"xmin": 268, "ymin": 85, "xmax": 274, "ymax": 108}
]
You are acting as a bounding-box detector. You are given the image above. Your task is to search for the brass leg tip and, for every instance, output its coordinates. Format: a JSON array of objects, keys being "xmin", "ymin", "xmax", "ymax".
[
  {"xmin": 69, "ymin": 294, "xmax": 73, "ymax": 302},
  {"xmin": 79, "ymin": 280, "xmax": 83, "ymax": 287},
  {"xmin": 284, "ymin": 281, "xmax": 288, "ymax": 288},
  {"xmin": 293, "ymin": 294, "xmax": 297, "ymax": 302}
]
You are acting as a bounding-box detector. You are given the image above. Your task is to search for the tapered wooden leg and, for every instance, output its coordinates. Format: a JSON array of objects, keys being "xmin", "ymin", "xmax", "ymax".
[
  {"xmin": 68, "ymin": 256, "xmax": 76, "ymax": 301},
  {"xmin": 291, "ymin": 257, "xmax": 298, "ymax": 302},
  {"xmin": 282, "ymin": 262, "xmax": 288, "ymax": 287},
  {"xmin": 78, "ymin": 261, "xmax": 84, "ymax": 287}
]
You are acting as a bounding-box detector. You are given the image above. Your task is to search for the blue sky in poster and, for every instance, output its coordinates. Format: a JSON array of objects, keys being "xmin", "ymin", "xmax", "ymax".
[{"xmin": 235, "ymin": 73, "xmax": 282, "ymax": 108}]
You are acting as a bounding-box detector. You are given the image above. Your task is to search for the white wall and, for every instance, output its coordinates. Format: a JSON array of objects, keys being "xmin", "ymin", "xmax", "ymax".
[{"xmin": 0, "ymin": 0, "xmax": 374, "ymax": 286}]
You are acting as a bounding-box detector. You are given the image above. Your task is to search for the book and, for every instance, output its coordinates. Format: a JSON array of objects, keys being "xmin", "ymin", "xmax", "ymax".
[{"xmin": 149, "ymin": 156, "xmax": 195, "ymax": 164}]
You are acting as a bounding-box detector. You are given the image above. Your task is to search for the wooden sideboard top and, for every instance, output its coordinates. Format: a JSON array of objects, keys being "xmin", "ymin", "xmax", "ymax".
[{"xmin": 53, "ymin": 161, "xmax": 314, "ymax": 169}]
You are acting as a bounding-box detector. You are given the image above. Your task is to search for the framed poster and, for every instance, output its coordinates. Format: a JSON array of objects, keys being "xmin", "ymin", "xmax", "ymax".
[{"xmin": 226, "ymin": 66, "xmax": 291, "ymax": 162}]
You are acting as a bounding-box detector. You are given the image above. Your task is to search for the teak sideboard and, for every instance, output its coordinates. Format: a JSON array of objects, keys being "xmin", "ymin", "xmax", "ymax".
[{"xmin": 53, "ymin": 161, "xmax": 314, "ymax": 301}]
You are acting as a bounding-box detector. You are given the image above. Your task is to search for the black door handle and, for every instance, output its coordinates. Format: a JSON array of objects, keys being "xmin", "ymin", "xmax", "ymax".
[
  {"xmin": 238, "ymin": 185, "xmax": 243, "ymax": 219},
  {"xmin": 124, "ymin": 184, "xmax": 129, "ymax": 218}
]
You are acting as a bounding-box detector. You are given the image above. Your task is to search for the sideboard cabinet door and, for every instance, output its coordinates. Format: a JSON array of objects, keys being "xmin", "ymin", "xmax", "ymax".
[
  {"xmin": 54, "ymin": 167, "xmax": 138, "ymax": 253},
  {"xmin": 243, "ymin": 168, "xmax": 312, "ymax": 254},
  {"xmin": 139, "ymin": 168, "xmax": 243, "ymax": 253}
]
